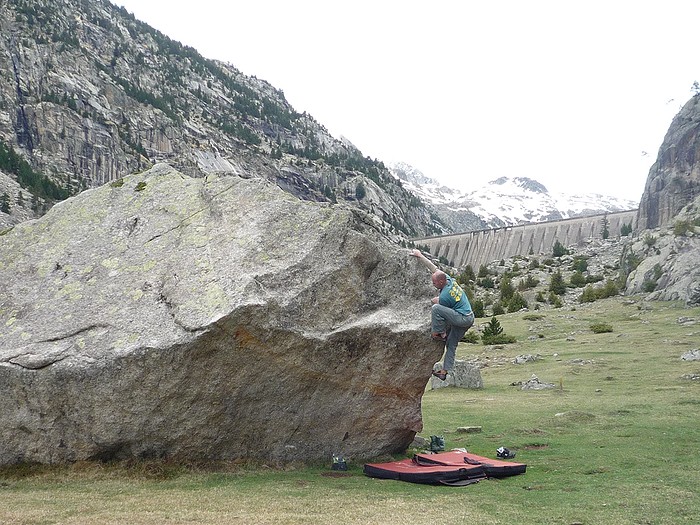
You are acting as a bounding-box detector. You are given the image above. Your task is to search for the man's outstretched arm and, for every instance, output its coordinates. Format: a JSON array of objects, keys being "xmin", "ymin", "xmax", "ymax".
[{"xmin": 409, "ymin": 249, "xmax": 438, "ymax": 273}]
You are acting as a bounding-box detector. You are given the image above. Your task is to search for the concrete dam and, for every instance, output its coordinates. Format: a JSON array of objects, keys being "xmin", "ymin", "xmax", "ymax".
[{"xmin": 413, "ymin": 210, "xmax": 638, "ymax": 270}]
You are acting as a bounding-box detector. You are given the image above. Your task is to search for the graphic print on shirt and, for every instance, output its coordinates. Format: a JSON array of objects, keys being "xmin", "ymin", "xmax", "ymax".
[{"xmin": 450, "ymin": 283, "xmax": 463, "ymax": 303}]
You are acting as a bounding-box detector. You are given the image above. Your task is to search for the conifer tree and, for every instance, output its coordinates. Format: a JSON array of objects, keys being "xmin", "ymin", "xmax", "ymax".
[
  {"xmin": 482, "ymin": 316, "xmax": 503, "ymax": 338},
  {"xmin": 549, "ymin": 269, "xmax": 567, "ymax": 295},
  {"xmin": 552, "ymin": 240, "xmax": 568, "ymax": 257},
  {"xmin": 602, "ymin": 214, "xmax": 610, "ymax": 239},
  {"xmin": 499, "ymin": 276, "xmax": 515, "ymax": 302},
  {"xmin": 0, "ymin": 192, "xmax": 10, "ymax": 214}
]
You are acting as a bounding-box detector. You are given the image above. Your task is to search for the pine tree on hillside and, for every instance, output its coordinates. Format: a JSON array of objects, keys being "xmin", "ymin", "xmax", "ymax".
[
  {"xmin": 1, "ymin": 192, "xmax": 10, "ymax": 214},
  {"xmin": 602, "ymin": 214, "xmax": 610, "ymax": 240},
  {"xmin": 549, "ymin": 269, "xmax": 567, "ymax": 295},
  {"xmin": 552, "ymin": 240, "xmax": 569, "ymax": 257},
  {"xmin": 482, "ymin": 316, "xmax": 503, "ymax": 338}
]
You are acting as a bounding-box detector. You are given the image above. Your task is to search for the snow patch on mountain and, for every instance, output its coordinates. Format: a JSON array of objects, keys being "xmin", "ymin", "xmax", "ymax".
[
  {"xmin": 390, "ymin": 161, "xmax": 465, "ymax": 205},
  {"xmin": 389, "ymin": 163, "xmax": 638, "ymax": 230}
]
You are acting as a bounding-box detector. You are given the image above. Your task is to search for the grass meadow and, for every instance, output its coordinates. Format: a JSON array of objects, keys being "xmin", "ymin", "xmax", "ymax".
[{"xmin": 1, "ymin": 296, "xmax": 699, "ymax": 524}]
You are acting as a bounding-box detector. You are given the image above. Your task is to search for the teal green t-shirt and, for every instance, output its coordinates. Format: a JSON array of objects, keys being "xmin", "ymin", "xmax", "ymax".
[{"xmin": 439, "ymin": 276, "xmax": 472, "ymax": 315}]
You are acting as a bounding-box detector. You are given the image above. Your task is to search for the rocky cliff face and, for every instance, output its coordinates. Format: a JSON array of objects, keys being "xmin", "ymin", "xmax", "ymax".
[
  {"xmin": 0, "ymin": 0, "xmax": 439, "ymax": 238},
  {"xmin": 638, "ymin": 95, "xmax": 700, "ymax": 230},
  {"xmin": 0, "ymin": 164, "xmax": 444, "ymax": 465},
  {"xmin": 625, "ymin": 194, "xmax": 700, "ymax": 306}
]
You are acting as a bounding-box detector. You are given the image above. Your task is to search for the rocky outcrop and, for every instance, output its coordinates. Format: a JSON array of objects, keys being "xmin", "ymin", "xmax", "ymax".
[
  {"xmin": 638, "ymin": 95, "xmax": 700, "ymax": 230},
  {"xmin": 625, "ymin": 195, "xmax": 700, "ymax": 306},
  {"xmin": 0, "ymin": 164, "xmax": 443, "ymax": 465}
]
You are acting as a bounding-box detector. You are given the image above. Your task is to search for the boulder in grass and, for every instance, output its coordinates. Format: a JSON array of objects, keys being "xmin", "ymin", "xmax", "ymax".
[{"xmin": 0, "ymin": 164, "xmax": 444, "ymax": 465}]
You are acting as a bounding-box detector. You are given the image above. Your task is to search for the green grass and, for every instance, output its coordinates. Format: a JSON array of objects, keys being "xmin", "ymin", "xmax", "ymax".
[{"xmin": 1, "ymin": 296, "xmax": 699, "ymax": 524}]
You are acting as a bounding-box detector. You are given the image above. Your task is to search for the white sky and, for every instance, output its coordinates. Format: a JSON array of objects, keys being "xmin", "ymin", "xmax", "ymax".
[{"xmin": 114, "ymin": 0, "xmax": 700, "ymax": 202}]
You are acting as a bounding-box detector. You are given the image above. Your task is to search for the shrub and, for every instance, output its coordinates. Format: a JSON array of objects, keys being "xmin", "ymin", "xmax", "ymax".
[
  {"xmin": 579, "ymin": 285, "xmax": 598, "ymax": 303},
  {"xmin": 602, "ymin": 215, "xmax": 610, "ymax": 239},
  {"xmin": 642, "ymin": 263, "xmax": 663, "ymax": 292},
  {"xmin": 507, "ymin": 292, "xmax": 528, "ymax": 313},
  {"xmin": 673, "ymin": 219, "xmax": 695, "ymax": 236},
  {"xmin": 1, "ymin": 193, "xmax": 10, "ymax": 214},
  {"xmin": 518, "ymin": 275, "xmax": 539, "ymax": 290},
  {"xmin": 478, "ymin": 276, "xmax": 495, "ymax": 289},
  {"xmin": 549, "ymin": 270, "xmax": 567, "ymax": 295},
  {"xmin": 461, "ymin": 331, "xmax": 480, "ymax": 344},
  {"xmin": 500, "ymin": 277, "xmax": 515, "ymax": 302},
  {"xmin": 492, "ymin": 302, "xmax": 505, "ymax": 315},
  {"xmin": 571, "ymin": 256, "xmax": 588, "ymax": 272},
  {"xmin": 590, "ymin": 322, "xmax": 613, "ymax": 333},
  {"xmin": 624, "ymin": 252, "xmax": 642, "ymax": 273},
  {"xmin": 472, "ymin": 298, "xmax": 485, "ymax": 318},
  {"xmin": 459, "ymin": 265, "xmax": 476, "ymax": 284},
  {"xmin": 482, "ymin": 333, "xmax": 517, "ymax": 345},
  {"xmin": 585, "ymin": 274, "xmax": 604, "ymax": 284},
  {"xmin": 482, "ymin": 316, "xmax": 503, "ymax": 337},
  {"xmin": 599, "ymin": 280, "xmax": 619, "ymax": 298},
  {"xmin": 552, "ymin": 240, "xmax": 569, "ymax": 257},
  {"xmin": 570, "ymin": 271, "xmax": 587, "ymax": 288},
  {"xmin": 642, "ymin": 279, "xmax": 657, "ymax": 292},
  {"xmin": 548, "ymin": 292, "xmax": 563, "ymax": 308},
  {"xmin": 523, "ymin": 313, "xmax": 545, "ymax": 321},
  {"xmin": 579, "ymin": 280, "xmax": 620, "ymax": 302},
  {"xmin": 481, "ymin": 317, "xmax": 516, "ymax": 344},
  {"xmin": 578, "ymin": 284, "xmax": 598, "ymax": 303}
]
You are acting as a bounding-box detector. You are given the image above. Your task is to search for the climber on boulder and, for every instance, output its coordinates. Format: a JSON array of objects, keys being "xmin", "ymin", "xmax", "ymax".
[{"xmin": 409, "ymin": 249, "xmax": 475, "ymax": 381}]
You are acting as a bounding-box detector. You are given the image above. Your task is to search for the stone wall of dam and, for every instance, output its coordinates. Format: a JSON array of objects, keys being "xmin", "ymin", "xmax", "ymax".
[{"xmin": 413, "ymin": 210, "xmax": 638, "ymax": 270}]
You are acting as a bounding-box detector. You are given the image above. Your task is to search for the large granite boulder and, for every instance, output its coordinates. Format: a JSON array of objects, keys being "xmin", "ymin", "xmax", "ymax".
[{"xmin": 0, "ymin": 164, "xmax": 442, "ymax": 465}]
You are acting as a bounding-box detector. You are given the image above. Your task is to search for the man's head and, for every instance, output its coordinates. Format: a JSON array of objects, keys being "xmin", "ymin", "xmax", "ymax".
[{"xmin": 431, "ymin": 270, "xmax": 447, "ymax": 290}]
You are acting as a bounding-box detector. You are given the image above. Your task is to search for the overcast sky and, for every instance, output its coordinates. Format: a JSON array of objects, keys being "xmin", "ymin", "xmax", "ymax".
[{"xmin": 114, "ymin": 0, "xmax": 700, "ymax": 202}]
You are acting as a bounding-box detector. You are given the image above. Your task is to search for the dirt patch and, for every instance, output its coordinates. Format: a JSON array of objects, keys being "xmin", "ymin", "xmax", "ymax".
[{"xmin": 522, "ymin": 443, "xmax": 549, "ymax": 450}]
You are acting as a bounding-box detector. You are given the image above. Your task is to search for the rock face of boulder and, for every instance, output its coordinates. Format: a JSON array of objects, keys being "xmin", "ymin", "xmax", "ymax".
[{"xmin": 0, "ymin": 164, "xmax": 442, "ymax": 465}]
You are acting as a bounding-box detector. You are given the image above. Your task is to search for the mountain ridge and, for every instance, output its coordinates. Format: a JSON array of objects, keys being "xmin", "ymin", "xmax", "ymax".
[
  {"xmin": 0, "ymin": 0, "xmax": 643, "ymax": 241},
  {"xmin": 0, "ymin": 0, "xmax": 442, "ymax": 238},
  {"xmin": 389, "ymin": 162, "xmax": 638, "ymax": 231}
]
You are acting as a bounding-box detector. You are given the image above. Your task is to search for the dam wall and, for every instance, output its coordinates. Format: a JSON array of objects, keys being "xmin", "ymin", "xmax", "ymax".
[{"xmin": 413, "ymin": 210, "xmax": 638, "ymax": 270}]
